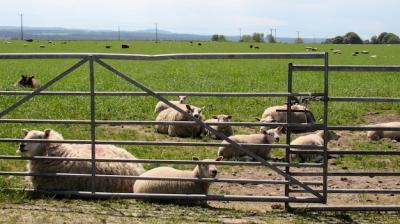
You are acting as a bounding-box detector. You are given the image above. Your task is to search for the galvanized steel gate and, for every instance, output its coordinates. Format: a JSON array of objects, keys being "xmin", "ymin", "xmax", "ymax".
[{"xmin": 0, "ymin": 53, "xmax": 399, "ymax": 211}]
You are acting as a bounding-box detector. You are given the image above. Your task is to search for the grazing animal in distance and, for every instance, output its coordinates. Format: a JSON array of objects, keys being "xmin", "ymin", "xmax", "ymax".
[{"xmin": 15, "ymin": 75, "xmax": 40, "ymax": 88}]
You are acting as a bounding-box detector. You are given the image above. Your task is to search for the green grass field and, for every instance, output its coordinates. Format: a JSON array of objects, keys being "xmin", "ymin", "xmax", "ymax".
[{"xmin": 0, "ymin": 40, "xmax": 399, "ymax": 222}]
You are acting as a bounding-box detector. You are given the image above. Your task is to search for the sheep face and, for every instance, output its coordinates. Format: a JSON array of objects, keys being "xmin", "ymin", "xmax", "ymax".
[
  {"xmin": 261, "ymin": 127, "xmax": 282, "ymax": 143},
  {"xmin": 177, "ymin": 96, "xmax": 187, "ymax": 104},
  {"xmin": 186, "ymin": 105, "xmax": 203, "ymax": 119},
  {"xmin": 367, "ymin": 130, "xmax": 381, "ymax": 141},
  {"xmin": 19, "ymin": 129, "xmax": 63, "ymax": 156},
  {"xmin": 17, "ymin": 75, "xmax": 28, "ymax": 85},
  {"xmin": 328, "ymin": 131, "xmax": 341, "ymax": 141},
  {"xmin": 193, "ymin": 156, "xmax": 223, "ymax": 178},
  {"xmin": 212, "ymin": 114, "xmax": 232, "ymax": 123}
]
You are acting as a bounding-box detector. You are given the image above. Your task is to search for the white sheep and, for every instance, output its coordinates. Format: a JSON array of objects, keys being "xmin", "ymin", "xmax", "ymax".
[
  {"xmin": 156, "ymin": 104, "xmax": 204, "ymax": 138},
  {"xmin": 204, "ymin": 114, "xmax": 233, "ymax": 139},
  {"xmin": 258, "ymin": 104, "xmax": 316, "ymax": 132},
  {"xmin": 154, "ymin": 96, "xmax": 187, "ymax": 114},
  {"xmin": 134, "ymin": 156, "xmax": 222, "ymax": 197},
  {"xmin": 217, "ymin": 127, "xmax": 283, "ymax": 160},
  {"xmin": 290, "ymin": 130, "xmax": 340, "ymax": 163},
  {"xmin": 19, "ymin": 129, "xmax": 145, "ymax": 193},
  {"xmin": 367, "ymin": 122, "xmax": 400, "ymax": 141}
]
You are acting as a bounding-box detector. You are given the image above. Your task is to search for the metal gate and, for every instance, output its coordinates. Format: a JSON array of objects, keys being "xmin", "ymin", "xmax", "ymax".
[{"xmin": 0, "ymin": 53, "xmax": 399, "ymax": 211}]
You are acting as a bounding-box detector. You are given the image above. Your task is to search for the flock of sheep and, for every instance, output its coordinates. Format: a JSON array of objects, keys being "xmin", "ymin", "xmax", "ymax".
[{"xmin": 18, "ymin": 95, "xmax": 400, "ymax": 200}]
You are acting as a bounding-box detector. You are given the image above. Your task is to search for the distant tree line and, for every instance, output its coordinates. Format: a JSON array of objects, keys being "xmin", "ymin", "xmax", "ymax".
[
  {"xmin": 240, "ymin": 33, "xmax": 265, "ymax": 42},
  {"xmin": 211, "ymin": 34, "xmax": 227, "ymax": 42},
  {"xmin": 324, "ymin": 32, "xmax": 400, "ymax": 44}
]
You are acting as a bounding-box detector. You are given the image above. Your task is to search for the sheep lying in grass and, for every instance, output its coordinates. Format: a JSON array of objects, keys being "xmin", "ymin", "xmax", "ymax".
[
  {"xmin": 218, "ymin": 127, "xmax": 282, "ymax": 160},
  {"xmin": 154, "ymin": 96, "xmax": 187, "ymax": 114},
  {"xmin": 156, "ymin": 104, "xmax": 204, "ymax": 138},
  {"xmin": 204, "ymin": 114, "xmax": 233, "ymax": 139},
  {"xmin": 290, "ymin": 130, "xmax": 341, "ymax": 163},
  {"xmin": 134, "ymin": 156, "xmax": 222, "ymax": 199},
  {"xmin": 367, "ymin": 122, "xmax": 400, "ymax": 141},
  {"xmin": 15, "ymin": 75, "xmax": 40, "ymax": 88},
  {"xmin": 258, "ymin": 104, "xmax": 316, "ymax": 132},
  {"xmin": 19, "ymin": 129, "xmax": 145, "ymax": 193}
]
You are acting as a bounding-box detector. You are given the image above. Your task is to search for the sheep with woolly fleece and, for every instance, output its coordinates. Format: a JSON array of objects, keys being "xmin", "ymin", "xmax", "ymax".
[
  {"xmin": 290, "ymin": 130, "xmax": 340, "ymax": 163},
  {"xmin": 218, "ymin": 127, "xmax": 282, "ymax": 160},
  {"xmin": 154, "ymin": 96, "xmax": 187, "ymax": 114},
  {"xmin": 134, "ymin": 156, "xmax": 222, "ymax": 198},
  {"xmin": 15, "ymin": 75, "xmax": 40, "ymax": 88},
  {"xmin": 204, "ymin": 114, "xmax": 233, "ymax": 139},
  {"xmin": 367, "ymin": 122, "xmax": 400, "ymax": 141},
  {"xmin": 156, "ymin": 104, "xmax": 204, "ymax": 138},
  {"xmin": 258, "ymin": 104, "xmax": 316, "ymax": 132},
  {"xmin": 19, "ymin": 129, "xmax": 145, "ymax": 193}
]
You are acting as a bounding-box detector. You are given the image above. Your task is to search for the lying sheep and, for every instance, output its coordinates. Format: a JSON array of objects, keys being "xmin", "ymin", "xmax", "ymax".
[
  {"xmin": 156, "ymin": 104, "xmax": 204, "ymax": 138},
  {"xmin": 290, "ymin": 130, "xmax": 340, "ymax": 163},
  {"xmin": 15, "ymin": 75, "xmax": 40, "ymax": 88},
  {"xmin": 367, "ymin": 122, "xmax": 400, "ymax": 141},
  {"xmin": 258, "ymin": 104, "xmax": 316, "ymax": 132},
  {"xmin": 204, "ymin": 114, "xmax": 233, "ymax": 139},
  {"xmin": 134, "ymin": 156, "xmax": 222, "ymax": 199},
  {"xmin": 154, "ymin": 96, "xmax": 187, "ymax": 114},
  {"xmin": 218, "ymin": 127, "xmax": 282, "ymax": 160},
  {"xmin": 19, "ymin": 129, "xmax": 145, "ymax": 193}
]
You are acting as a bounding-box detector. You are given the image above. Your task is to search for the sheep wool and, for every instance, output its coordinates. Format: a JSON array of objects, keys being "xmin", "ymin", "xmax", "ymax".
[{"xmin": 19, "ymin": 129, "xmax": 145, "ymax": 193}]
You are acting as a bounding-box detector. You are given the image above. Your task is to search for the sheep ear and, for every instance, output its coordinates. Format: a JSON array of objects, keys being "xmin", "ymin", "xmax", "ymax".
[
  {"xmin": 185, "ymin": 104, "xmax": 192, "ymax": 111},
  {"xmin": 21, "ymin": 129, "xmax": 29, "ymax": 136},
  {"xmin": 211, "ymin": 115, "xmax": 218, "ymax": 119},
  {"xmin": 255, "ymin": 118, "xmax": 261, "ymax": 121},
  {"xmin": 276, "ymin": 126, "xmax": 283, "ymax": 133},
  {"xmin": 192, "ymin": 156, "xmax": 199, "ymax": 161},
  {"xmin": 44, "ymin": 129, "xmax": 51, "ymax": 138},
  {"xmin": 226, "ymin": 115, "xmax": 232, "ymax": 119},
  {"xmin": 261, "ymin": 130, "xmax": 267, "ymax": 135},
  {"xmin": 216, "ymin": 156, "xmax": 223, "ymax": 161}
]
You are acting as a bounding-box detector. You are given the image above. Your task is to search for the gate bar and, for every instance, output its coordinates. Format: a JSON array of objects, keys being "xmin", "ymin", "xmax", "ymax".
[{"xmin": 95, "ymin": 58, "xmax": 324, "ymax": 200}]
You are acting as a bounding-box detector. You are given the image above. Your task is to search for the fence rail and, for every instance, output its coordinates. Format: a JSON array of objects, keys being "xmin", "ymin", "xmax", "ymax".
[{"xmin": 0, "ymin": 53, "xmax": 399, "ymax": 211}]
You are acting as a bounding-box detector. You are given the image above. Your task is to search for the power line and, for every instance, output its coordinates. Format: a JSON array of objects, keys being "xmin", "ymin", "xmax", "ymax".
[
  {"xmin": 19, "ymin": 13, "xmax": 24, "ymax": 40},
  {"xmin": 154, "ymin": 22, "xmax": 158, "ymax": 43},
  {"xmin": 118, "ymin": 25, "xmax": 121, "ymax": 40}
]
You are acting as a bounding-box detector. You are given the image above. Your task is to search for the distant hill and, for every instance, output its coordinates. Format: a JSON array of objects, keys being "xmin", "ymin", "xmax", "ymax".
[{"xmin": 0, "ymin": 26, "xmax": 324, "ymax": 43}]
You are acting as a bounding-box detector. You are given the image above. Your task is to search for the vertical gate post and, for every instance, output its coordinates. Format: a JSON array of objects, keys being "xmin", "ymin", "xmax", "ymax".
[
  {"xmin": 285, "ymin": 63, "xmax": 294, "ymax": 211},
  {"xmin": 322, "ymin": 52, "xmax": 329, "ymax": 203},
  {"xmin": 89, "ymin": 55, "xmax": 96, "ymax": 194}
]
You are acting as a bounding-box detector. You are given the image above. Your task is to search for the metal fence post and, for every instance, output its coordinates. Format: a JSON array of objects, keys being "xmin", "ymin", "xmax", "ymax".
[
  {"xmin": 322, "ymin": 52, "xmax": 329, "ymax": 203},
  {"xmin": 285, "ymin": 63, "xmax": 293, "ymax": 211},
  {"xmin": 89, "ymin": 55, "xmax": 96, "ymax": 194}
]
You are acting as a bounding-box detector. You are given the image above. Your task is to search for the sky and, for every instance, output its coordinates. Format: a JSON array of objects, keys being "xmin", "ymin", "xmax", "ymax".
[{"xmin": 0, "ymin": 0, "xmax": 399, "ymax": 39}]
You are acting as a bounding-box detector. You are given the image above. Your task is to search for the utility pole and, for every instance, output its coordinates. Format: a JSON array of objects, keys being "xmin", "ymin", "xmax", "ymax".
[
  {"xmin": 274, "ymin": 28, "xmax": 277, "ymax": 41},
  {"xmin": 155, "ymin": 22, "xmax": 158, "ymax": 43},
  {"xmin": 19, "ymin": 13, "xmax": 24, "ymax": 40},
  {"xmin": 239, "ymin": 28, "xmax": 242, "ymax": 42},
  {"xmin": 118, "ymin": 26, "xmax": 121, "ymax": 40},
  {"xmin": 296, "ymin": 31, "xmax": 300, "ymax": 40}
]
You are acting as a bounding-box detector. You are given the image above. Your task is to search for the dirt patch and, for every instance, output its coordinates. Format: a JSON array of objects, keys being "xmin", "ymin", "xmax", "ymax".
[{"xmin": 362, "ymin": 111, "xmax": 400, "ymax": 124}]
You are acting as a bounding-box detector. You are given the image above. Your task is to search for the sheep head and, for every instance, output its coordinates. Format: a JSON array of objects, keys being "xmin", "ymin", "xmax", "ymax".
[
  {"xmin": 177, "ymin": 95, "xmax": 187, "ymax": 104},
  {"xmin": 185, "ymin": 105, "xmax": 203, "ymax": 119},
  {"xmin": 193, "ymin": 156, "xmax": 223, "ymax": 178},
  {"xmin": 260, "ymin": 126, "xmax": 282, "ymax": 143},
  {"xmin": 19, "ymin": 129, "xmax": 64, "ymax": 156},
  {"xmin": 212, "ymin": 114, "xmax": 232, "ymax": 122}
]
